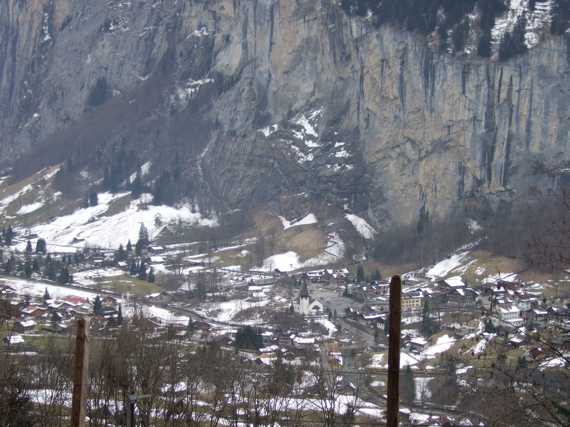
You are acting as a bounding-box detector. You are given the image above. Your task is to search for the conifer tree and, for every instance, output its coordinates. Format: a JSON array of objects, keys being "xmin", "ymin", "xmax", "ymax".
[
  {"xmin": 93, "ymin": 295, "xmax": 103, "ymax": 315},
  {"xmin": 25, "ymin": 241, "xmax": 33, "ymax": 256},
  {"xmin": 115, "ymin": 244, "xmax": 126, "ymax": 262},
  {"xmin": 138, "ymin": 263, "xmax": 147, "ymax": 281},
  {"xmin": 36, "ymin": 238, "xmax": 47, "ymax": 254},
  {"xmin": 401, "ymin": 365, "xmax": 416, "ymax": 403},
  {"xmin": 43, "ymin": 288, "xmax": 51, "ymax": 302},
  {"xmin": 147, "ymin": 267, "xmax": 155, "ymax": 283},
  {"xmin": 356, "ymin": 265, "xmax": 365, "ymax": 282},
  {"xmin": 117, "ymin": 304, "xmax": 123, "ymax": 324},
  {"xmin": 131, "ymin": 167, "xmax": 144, "ymax": 198},
  {"xmin": 24, "ymin": 261, "xmax": 32, "ymax": 279}
]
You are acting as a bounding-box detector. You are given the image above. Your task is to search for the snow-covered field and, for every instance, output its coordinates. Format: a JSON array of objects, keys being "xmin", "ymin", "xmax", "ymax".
[
  {"xmin": 345, "ymin": 213, "xmax": 376, "ymax": 239},
  {"xmin": 262, "ymin": 233, "xmax": 345, "ymax": 272},
  {"xmin": 196, "ymin": 298, "xmax": 272, "ymax": 323},
  {"xmin": 16, "ymin": 194, "xmax": 217, "ymax": 252},
  {"xmin": 426, "ymin": 252, "xmax": 471, "ymax": 279}
]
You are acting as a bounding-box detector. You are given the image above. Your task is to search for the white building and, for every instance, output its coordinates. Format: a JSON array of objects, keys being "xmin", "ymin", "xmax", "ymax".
[
  {"xmin": 292, "ymin": 282, "xmax": 324, "ymax": 316},
  {"xmin": 497, "ymin": 304, "xmax": 523, "ymax": 327}
]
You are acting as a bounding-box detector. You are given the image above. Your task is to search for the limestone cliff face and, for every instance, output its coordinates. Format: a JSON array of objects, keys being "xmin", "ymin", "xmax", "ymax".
[{"xmin": 0, "ymin": 0, "xmax": 569, "ymax": 229}]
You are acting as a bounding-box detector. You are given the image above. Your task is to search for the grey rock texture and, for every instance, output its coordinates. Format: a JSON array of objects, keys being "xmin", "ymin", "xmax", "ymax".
[{"xmin": 0, "ymin": 0, "xmax": 568, "ymax": 229}]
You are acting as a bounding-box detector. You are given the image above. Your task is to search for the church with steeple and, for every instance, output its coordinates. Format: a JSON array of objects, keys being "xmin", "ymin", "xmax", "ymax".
[{"xmin": 292, "ymin": 281, "xmax": 324, "ymax": 316}]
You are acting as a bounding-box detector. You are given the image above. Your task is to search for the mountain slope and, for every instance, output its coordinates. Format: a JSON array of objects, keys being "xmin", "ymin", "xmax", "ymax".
[{"xmin": 0, "ymin": 0, "xmax": 569, "ymax": 234}]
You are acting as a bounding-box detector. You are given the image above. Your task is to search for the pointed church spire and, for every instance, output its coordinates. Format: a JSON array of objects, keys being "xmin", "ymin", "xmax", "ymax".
[{"xmin": 300, "ymin": 280, "xmax": 310, "ymax": 299}]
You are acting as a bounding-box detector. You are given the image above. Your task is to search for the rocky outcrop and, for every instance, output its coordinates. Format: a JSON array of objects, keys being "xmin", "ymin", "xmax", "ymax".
[{"xmin": 0, "ymin": 0, "xmax": 568, "ymax": 230}]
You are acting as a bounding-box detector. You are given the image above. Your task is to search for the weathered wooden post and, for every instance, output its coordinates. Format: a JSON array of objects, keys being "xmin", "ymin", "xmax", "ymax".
[
  {"xmin": 386, "ymin": 275, "xmax": 402, "ymax": 427},
  {"xmin": 71, "ymin": 317, "xmax": 89, "ymax": 427}
]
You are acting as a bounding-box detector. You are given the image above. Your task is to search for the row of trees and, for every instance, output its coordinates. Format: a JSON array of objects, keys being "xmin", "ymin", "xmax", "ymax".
[
  {"xmin": 3, "ymin": 253, "xmax": 74, "ymax": 284},
  {"xmin": 0, "ymin": 318, "xmax": 371, "ymax": 427}
]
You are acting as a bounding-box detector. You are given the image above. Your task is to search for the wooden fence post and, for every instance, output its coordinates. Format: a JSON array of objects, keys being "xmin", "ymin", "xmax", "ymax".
[
  {"xmin": 71, "ymin": 317, "xmax": 89, "ymax": 427},
  {"xmin": 386, "ymin": 275, "xmax": 402, "ymax": 427}
]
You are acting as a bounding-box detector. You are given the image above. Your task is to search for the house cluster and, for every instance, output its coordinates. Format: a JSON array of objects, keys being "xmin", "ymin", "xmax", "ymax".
[
  {"xmin": 301, "ymin": 268, "xmax": 350, "ymax": 284},
  {"xmin": 478, "ymin": 281, "xmax": 570, "ymax": 330},
  {"xmin": 0, "ymin": 284, "xmax": 122, "ymax": 346}
]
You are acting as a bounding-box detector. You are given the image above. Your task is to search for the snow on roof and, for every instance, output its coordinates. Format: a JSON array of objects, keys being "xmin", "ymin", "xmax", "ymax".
[
  {"xmin": 445, "ymin": 276, "xmax": 466, "ymax": 288},
  {"xmin": 259, "ymin": 345, "xmax": 279, "ymax": 353},
  {"xmin": 280, "ymin": 213, "xmax": 318, "ymax": 230},
  {"xmin": 18, "ymin": 320, "xmax": 37, "ymax": 328},
  {"xmin": 499, "ymin": 305, "xmax": 520, "ymax": 314},
  {"xmin": 345, "ymin": 213, "xmax": 376, "ymax": 239},
  {"xmin": 293, "ymin": 336, "xmax": 315, "ymax": 345},
  {"xmin": 410, "ymin": 337, "xmax": 427, "ymax": 346},
  {"xmin": 5, "ymin": 335, "xmax": 24, "ymax": 344}
]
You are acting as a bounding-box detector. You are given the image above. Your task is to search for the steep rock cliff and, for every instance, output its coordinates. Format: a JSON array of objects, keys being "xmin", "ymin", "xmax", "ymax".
[{"xmin": 0, "ymin": 0, "xmax": 568, "ymax": 231}]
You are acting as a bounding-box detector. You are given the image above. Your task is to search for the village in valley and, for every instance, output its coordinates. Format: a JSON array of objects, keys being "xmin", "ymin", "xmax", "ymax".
[{"xmin": 1, "ymin": 206, "xmax": 569, "ymax": 425}]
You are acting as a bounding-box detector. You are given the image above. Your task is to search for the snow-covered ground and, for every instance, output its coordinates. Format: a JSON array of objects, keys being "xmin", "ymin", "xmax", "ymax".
[
  {"xmin": 422, "ymin": 335, "xmax": 456, "ymax": 358},
  {"xmin": 261, "ymin": 233, "xmax": 345, "ymax": 272},
  {"xmin": 426, "ymin": 252, "xmax": 470, "ymax": 279},
  {"xmin": 196, "ymin": 298, "xmax": 271, "ymax": 323},
  {"xmin": 17, "ymin": 201, "xmax": 44, "ymax": 215},
  {"xmin": 314, "ymin": 317, "xmax": 337, "ymax": 337},
  {"xmin": 345, "ymin": 213, "xmax": 376, "ymax": 239},
  {"xmin": 73, "ymin": 268, "xmax": 126, "ymax": 286},
  {"xmin": 1, "ymin": 277, "xmax": 96, "ymax": 300},
  {"xmin": 16, "ymin": 195, "xmax": 217, "ymax": 252}
]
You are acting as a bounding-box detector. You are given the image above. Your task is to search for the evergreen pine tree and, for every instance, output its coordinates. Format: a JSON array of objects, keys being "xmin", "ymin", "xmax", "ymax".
[
  {"xmin": 88, "ymin": 191, "xmax": 99, "ymax": 207},
  {"xmin": 93, "ymin": 295, "xmax": 103, "ymax": 315},
  {"xmin": 147, "ymin": 267, "xmax": 155, "ymax": 283},
  {"xmin": 401, "ymin": 365, "xmax": 416, "ymax": 403},
  {"xmin": 478, "ymin": 29, "xmax": 493, "ymax": 57},
  {"xmin": 4, "ymin": 225, "xmax": 14, "ymax": 246},
  {"xmin": 371, "ymin": 268, "xmax": 382, "ymax": 281},
  {"xmin": 57, "ymin": 266, "xmax": 71, "ymax": 284},
  {"xmin": 24, "ymin": 261, "xmax": 32, "ymax": 279},
  {"xmin": 138, "ymin": 263, "xmax": 147, "ymax": 281},
  {"xmin": 131, "ymin": 167, "xmax": 144, "ymax": 198},
  {"xmin": 126, "ymin": 240, "xmax": 133, "ymax": 254},
  {"xmin": 36, "ymin": 238, "xmax": 47, "ymax": 254},
  {"xmin": 129, "ymin": 260, "xmax": 138, "ymax": 276},
  {"xmin": 45, "ymin": 256, "xmax": 57, "ymax": 281},
  {"xmin": 32, "ymin": 258, "xmax": 40, "ymax": 273},
  {"xmin": 117, "ymin": 304, "xmax": 123, "ymax": 324},
  {"xmin": 356, "ymin": 265, "xmax": 365, "ymax": 282},
  {"xmin": 43, "ymin": 288, "xmax": 51, "ymax": 302},
  {"xmin": 499, "ymin": 16, "xmax": 528, "ymax": 61},
  {"xmin": 186, "ymin": 318, "xmax": 195, "ymax": 335},
  {"xmin": 135, "ymin": 224, "xmax": 150, "ymax": 255},
  {"xmin": 25, "ymin": 240, "xmax": 33, "ymax": 256},
  {"xmin": 115, "ymin": 244, "xmax": 126, "ymax": 262}
]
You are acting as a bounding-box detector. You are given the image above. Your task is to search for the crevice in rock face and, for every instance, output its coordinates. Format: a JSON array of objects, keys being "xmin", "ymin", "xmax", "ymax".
[
  {"xmin": 422, "ymin": 49, "xmax": 435, "ymax": 113},
  {"xmin": 526, "ymin": 79, "xmax": 534, "ymax": 151},
  {"xmin": 398, "ymin": 46, "xmax": 407, "ymax": 114},
  {"xmin": 482, "ymin": 64, "xmax": 498, "ymax": 186},
  {"xmin": 461, "ymin": 63, "xmax": 470, "ymax": 96},
  {"xmin": 502, "ymin": 76, "xmax": 514, "ymax": 188},
  {"xmin": 496, "ymin": 67, "xmax": 503, "ymax": 103},
  {"xmin": 457, "ymin": 161, "xmax": 465, "ymax": 199}
]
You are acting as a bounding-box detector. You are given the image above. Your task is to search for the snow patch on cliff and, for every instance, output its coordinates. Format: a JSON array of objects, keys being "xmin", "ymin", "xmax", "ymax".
[{"xmin": 345, "ymin": 214, "xmax": 376, "ymax": 239}]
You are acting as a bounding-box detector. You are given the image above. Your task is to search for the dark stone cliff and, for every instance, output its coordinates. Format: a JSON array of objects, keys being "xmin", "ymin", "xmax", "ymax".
[{"xmin": 0, "ymin": 0, "xmax": 569, "ymax": 229}]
